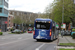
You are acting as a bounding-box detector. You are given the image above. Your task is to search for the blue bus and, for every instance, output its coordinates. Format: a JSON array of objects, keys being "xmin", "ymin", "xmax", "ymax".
[{"xmin": 33, "ymin": 18, "xmax": 58, "ymax": 41}]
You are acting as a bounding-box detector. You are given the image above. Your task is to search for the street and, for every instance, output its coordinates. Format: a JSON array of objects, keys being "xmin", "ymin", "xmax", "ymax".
[
  {"xmin": 0, "ymin": 32, "xmax": 58, "ymax": 50},
  {"xmin": 0, "ymin": 0, "xmax": 75, "ymax": 50}
]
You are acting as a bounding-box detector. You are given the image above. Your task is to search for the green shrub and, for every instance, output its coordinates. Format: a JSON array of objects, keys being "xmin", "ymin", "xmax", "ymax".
[
  {"xmin": 72, "ymin": 29, "xmax": 75, "ymax": 32},
  {"xmin": 10, "ymin": 28, "xmax": 13, "ymax": 31},
  {"xmin": 23, "ymin": 31, "xmax": 27, "ymax": 33},
  {"xmin": 21, "ymin": 32, "xmax": 24, "ymax": 33},
  {"xmin": 0, "ymin": 32, "xmax": 3, "ymax": 35},
  {"xmin": 15, "ymin": 32, "xmax": 21, "ymax": 34}
]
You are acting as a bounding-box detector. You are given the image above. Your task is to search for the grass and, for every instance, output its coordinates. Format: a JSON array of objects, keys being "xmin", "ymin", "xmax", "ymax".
[
  {"xmin": 59, "ymin": 43, "xmax": 75, "ymax": 46},
  {"xmin": 9, "ymin": 33, "xmax": 19, "ymax": 34},
  {"xmin": 59, "ymin": 48, "xmax": 75, "ymax": 50},
  {"xmin": 9, "ymin": 33, "xmax": 16, "ymax": 34}
]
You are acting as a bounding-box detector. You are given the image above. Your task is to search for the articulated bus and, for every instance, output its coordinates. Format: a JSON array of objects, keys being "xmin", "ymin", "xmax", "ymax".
[{"xmin": 33, "ymin": 18, "xmax": 59, "ymax": 41}]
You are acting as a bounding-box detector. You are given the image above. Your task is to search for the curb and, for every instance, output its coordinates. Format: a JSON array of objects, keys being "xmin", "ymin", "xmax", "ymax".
[{"xmin": 58, "ymin": 45, "xmax": 75, "ymax": 47}]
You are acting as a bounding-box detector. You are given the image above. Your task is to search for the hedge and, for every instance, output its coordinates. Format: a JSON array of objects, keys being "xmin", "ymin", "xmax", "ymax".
[{"xmin": 0, "ymin": 32, "xmax": 3, "ymax": 35}]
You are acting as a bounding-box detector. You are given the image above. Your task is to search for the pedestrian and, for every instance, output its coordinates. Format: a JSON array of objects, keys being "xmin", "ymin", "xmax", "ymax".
[{"xmin": 61, "ymin": 30, "xmax": 64, "ymax": 38}]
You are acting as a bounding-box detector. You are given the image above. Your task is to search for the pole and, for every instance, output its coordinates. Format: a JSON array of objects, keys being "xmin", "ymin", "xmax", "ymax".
[
  {"xmin": 62, "ymin": 0, "xmax": 64, "ymax": 24},
  {"xmin": 74, "ymin": 0, "xmax": 75, "ymax": 4}
]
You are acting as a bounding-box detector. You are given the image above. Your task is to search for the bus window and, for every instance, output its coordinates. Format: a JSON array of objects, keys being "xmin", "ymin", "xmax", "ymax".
[
  {"xmin": 52, "ymin": 27, "xmax": 55, "ymax": 34},
  {"xmin": 35, "ymin": 22, "xmax": 50, "ymax": 30},
  {"xmin": 37, "ymin": 24, "xmax": 40, "ymax": 28}
]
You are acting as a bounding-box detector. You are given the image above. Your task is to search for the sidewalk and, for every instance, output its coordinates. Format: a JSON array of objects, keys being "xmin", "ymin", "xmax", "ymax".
[
  {"xmin": 56, "ymin": 35, "xmax": 75, "ymax": 50},
  {"xmin": 58, "ymin": 34, "xmax": 75, "ymax": 44}
]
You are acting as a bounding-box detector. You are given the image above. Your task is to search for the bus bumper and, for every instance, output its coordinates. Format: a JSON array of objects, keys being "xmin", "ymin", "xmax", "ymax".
[{"xmin": 33, "ymin": 35, "xmax": 51, "ymax": 40}]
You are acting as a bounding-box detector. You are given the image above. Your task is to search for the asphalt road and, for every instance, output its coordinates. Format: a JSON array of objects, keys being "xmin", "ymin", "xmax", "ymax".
[{"xmin": 0, "ymin": 32, "xmax": 58, "ymax": 50}]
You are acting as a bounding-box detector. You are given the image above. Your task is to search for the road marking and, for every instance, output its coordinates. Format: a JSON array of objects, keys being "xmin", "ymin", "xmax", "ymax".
[
  {"xmin": 35, "ymin": 43, "xmax": 45, "ymax": 50},
  {"xmin": 0, "ymin": 38, "xmax": 31, "ymax": 46}
]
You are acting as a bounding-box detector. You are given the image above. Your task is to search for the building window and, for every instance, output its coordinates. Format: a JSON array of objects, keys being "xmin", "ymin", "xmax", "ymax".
[
  {"xmin": 9, "ymin": 24, "xmax": 10, "ymax": 27},
  {"xmin": 0, "ymin": 21, "xmax": 1, "ymax": 24},
  {"xmin": 21, "ymin": 12, "xmax": 22, "ymax": 15},
  {"xmin": 9, "ymin": 20, "xmax": 10, "ymax": 22},
  {"xmin": 5, "ymin": 0, "xmax": 9, "ymax": 3},
  {"xmin": 10, "ymin": 12, "xmax": 12, "ymax": 14},
  {"xmin": 0, "ymin": 0, "xmax": 3, "ymax": 5},
  {"xmin": 0, "ymin": 8, "xmax": 2, "ymax": 13},
  {"xmin": 13, "ymin": 12, "xmax": 14, "ymax": 15},
  {"xmin": 4, "ymin": 0, "xmax": 8, "ymax": 7},
  {"xmin": 9, "ymin": 16, "xmax": 11, "ymax": 19},
  {"xmin": 4, "ymin": 8, "xmax": 8, "ymax": 14},
  {"xmin": 0, "ymin": 18, "xmax": 1, "ymax": 21},
  {"xmin": 17, "ymin": 12, "xmax": 19, "ymax": 15}
]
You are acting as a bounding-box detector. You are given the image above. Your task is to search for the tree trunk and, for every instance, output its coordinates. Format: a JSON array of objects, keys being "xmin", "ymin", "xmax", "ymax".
[{"xmin": 70, "ymin": 17, "xmax": 75, "ymax": 27}]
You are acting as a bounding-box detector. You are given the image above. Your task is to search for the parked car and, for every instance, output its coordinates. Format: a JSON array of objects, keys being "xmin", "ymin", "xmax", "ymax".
[
  {"xmin": 61, "ymin": 30, "xmax": 71, "ymax": 35},
  {"xmin": 11, "ymin": 29, "xmax": 22, "ymax": 33},
  {"xmin": 65, "ymin": 30, "xmax": 70, "ymax": 35}
]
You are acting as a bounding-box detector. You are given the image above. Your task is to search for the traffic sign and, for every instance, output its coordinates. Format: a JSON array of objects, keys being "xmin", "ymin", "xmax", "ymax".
[
  {"xmin": 56, "ymin": 25, "xmax": 59, "ymax": 28},
  {"xmin": 61, "ymin": 23, "xmax": 66, "ymax": 29}
]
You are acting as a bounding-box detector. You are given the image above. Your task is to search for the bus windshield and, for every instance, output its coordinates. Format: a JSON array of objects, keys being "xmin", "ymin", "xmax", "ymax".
[{"xmin": 35, "ymin": 22, "xmax": 50, "ymax": 30}]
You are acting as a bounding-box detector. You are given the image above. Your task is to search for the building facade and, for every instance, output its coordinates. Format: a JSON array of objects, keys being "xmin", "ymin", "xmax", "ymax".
[
  {"xmin": 7, "ymin": 14, "xmax": 14, "ymax": 30},
  {"xmin": 8, "ymin": 10, "xmax": 38, "ymax": 30},
  {"xmin": 0, "ymin": 0, "xmax": 8, "ymax": 32}
]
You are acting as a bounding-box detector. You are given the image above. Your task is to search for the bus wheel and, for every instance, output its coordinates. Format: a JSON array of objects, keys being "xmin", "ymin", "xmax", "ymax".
[{"xmin": 51, "ymin": 39, "xmax": 53, "ymax": 42}]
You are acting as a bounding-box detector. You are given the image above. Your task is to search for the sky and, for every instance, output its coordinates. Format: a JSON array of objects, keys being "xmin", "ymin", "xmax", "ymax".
[{"xmin": 9, "ymin": 0, "xmax": 54, "ymax": 13}]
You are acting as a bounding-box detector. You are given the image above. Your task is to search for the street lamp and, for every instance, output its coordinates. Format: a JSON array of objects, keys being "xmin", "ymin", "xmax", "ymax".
[
  {"xmin": 62, "ymin": 0, "xmax": 64, "ymax": 24},
  {"xmin": 73, "ymin": 0, "xmax": 75, "ymax": 4}
]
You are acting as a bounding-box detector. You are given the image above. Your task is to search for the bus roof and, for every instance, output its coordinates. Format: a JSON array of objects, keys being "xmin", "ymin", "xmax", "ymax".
[{"xmin": 35, "ymin": 18, "xmax": 52, "ymax": 22}]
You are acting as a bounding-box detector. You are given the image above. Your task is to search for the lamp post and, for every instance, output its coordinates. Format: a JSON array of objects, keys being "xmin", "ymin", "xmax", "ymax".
[
  {"xmin": 74, "ymin": 0, "xmax": 75, "ymax": 4},
  {"xmin": 62, "ymin": 0, "xmax": 64, "ymax": 24},
  {"xmin": 73, "ymin": 0, "xmax": 75, "ymax": 27}
]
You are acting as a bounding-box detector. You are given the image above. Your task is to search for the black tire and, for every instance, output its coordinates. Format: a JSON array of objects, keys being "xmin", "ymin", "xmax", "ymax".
[{"xmin": 36, "ymin": 39, "xmax": 40, "ymax": 41}]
